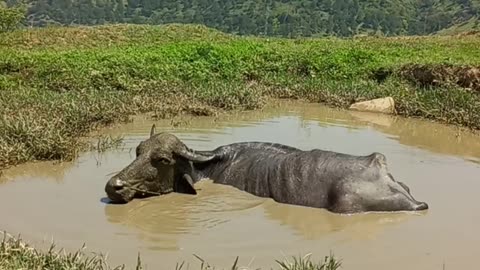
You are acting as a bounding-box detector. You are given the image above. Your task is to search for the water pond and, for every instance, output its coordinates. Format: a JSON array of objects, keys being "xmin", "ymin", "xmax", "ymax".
[{"xmin": 1, "ymin": 100, "xmax": 479, "ymax": 269}]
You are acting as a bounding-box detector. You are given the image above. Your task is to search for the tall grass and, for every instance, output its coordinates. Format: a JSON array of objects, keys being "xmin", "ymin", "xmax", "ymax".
[
  {"xmin": 1, "ymin": 24, "xmax": 480, "ymax": 170},
  {"xmin": 0, "ymin": 232, "xmax": 341, "ymax": 270},
  {"xmin": 0, "ymin": 232, "xmax": 129, "ymax": 270}
]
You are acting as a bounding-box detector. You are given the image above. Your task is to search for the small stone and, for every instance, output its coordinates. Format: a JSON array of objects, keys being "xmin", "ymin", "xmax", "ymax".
[{"xmin": 349, "ymin": 97, "xmax": 395, "ymax": 114}]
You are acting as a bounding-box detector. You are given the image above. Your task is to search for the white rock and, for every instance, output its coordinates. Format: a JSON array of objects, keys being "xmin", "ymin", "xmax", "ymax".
[{"xmin": 349, "ymin": 97, "xmax": 395, "ymax": 114}]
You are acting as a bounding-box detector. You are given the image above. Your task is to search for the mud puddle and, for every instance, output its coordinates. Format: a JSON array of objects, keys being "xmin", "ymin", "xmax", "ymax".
[{"xmin": 1, "ymin": 100, "xmax": 480, "ymax": 270}]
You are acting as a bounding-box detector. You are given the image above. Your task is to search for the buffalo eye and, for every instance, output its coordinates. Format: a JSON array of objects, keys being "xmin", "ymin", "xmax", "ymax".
[
  {"xmin": 150, "ymin": 150, "xmax": 172, "ymax": 165},
  {"xmin": 157, "ymin": 157, "xmax": 171, "ymax": 165}
]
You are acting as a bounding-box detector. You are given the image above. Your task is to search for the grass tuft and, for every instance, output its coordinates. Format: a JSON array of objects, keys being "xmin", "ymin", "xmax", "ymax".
[
  {"xmin": 89, "ymin": 135, "xmax": 124, "ymax": 153},
  {"xmin": 276, "ymin": 253, "xmax": 342, "ymax": 270},
  {"xmin": 0, "ymin": 232, "xmax": 130, "ymax": 270},
  {"xmin": 0, "ymin": 232, "xmax": 341, "ymax": 270}
]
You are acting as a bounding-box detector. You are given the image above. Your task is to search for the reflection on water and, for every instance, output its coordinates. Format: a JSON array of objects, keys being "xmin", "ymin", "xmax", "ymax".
[
  {"xmin": 100, "ymin": 100, "xmax": 480, "ymax": 164},
  {"xmin": 262, "ymin": 199, "xmax": 420, "ymax": 241},
  {"xmin": 103, "ymin": 181, "xmax": 266, "ymax": 251},
  {"xmin": 0, "ymin": 160, "xmax": 74, "ymax": 184},
  {"xmin": 349, "ymin": 110, "xmax": 480, "ymax": 163},
  {"xmin": 103, "ymin": 178, "xmax": 420, "ymax": 247},
  {"xmin": 1, "ymin": 100, "xmax": 480, "ymax": 270}
]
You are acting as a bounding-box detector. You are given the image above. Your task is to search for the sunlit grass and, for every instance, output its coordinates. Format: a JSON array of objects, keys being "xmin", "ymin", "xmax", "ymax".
[{"xmin": 1, "ymin": 24, "xmax": 480, "ymax": 171}]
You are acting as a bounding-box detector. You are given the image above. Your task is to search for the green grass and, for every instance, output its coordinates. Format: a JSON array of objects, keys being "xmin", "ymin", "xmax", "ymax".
[
  {"xmin": 0, "ymin": 24, "xmax": 234, "ymax": 50},
  {"xmin": 0, "ymin": 232, "xmax": 341, "ymax": 270},
  {"xmin": 1, "ymin": 23, "xmax": 480, "ymax": 171}
]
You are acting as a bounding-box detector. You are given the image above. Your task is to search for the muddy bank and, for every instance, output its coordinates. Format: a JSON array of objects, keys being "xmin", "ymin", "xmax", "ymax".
[{"xmin": 373, "ymin": 63, "xmax": 480, "ymax": 92}]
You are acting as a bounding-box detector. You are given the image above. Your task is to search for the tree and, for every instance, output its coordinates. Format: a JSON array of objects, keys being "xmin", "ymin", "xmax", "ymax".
[
  {"xmin": 0, "ymin": 4, "xmax": 26, "ymax": 32},
  {"xmin": 2, "ymin": 0, "xmax": 478, "ymax": 37},
  {"xmin": 115, "ymin": 0, "xmax": 125, "ymax": 22}
]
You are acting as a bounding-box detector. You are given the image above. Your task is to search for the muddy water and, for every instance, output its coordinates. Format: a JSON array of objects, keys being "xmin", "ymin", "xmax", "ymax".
[{"xmin": 1, "ymin": 100, "xmax": 480, "ymax": 270}]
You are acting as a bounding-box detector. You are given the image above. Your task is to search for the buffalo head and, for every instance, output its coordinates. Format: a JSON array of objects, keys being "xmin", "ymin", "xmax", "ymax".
[{"xmin": 104, "ymin": 125, "xmax": 216, "ymax": 203}]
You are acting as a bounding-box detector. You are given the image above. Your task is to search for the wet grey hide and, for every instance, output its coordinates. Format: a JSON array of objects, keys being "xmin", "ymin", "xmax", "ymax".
[{"xmin": 105, "ymin": 125, "xmax": 429, "ymax": 214}]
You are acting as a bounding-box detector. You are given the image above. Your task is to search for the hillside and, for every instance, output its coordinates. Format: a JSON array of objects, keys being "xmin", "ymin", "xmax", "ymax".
[
  {"xmin": 1, "ymin": 0, "xmax": 479, "ymax": 37},
  {"xmin": 436, "ymin": 16, "xmax": 480, "ymax": 35}
]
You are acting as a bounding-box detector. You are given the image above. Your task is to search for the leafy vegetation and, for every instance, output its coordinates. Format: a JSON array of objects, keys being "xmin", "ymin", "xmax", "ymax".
[
  {"xmin": 0, "ymin": 4, "xmax": 26, "ymax": 32},
  {"xmin": 1, "ymin": 24, "xmax": 480, "ymax": 171},
  {"xmin": 1, "ymin": 0, "xmax": 480, "ymax": 37},
  {"xmin": 0, "ymin": 232, "xmax": 341, "ymax": 270}
]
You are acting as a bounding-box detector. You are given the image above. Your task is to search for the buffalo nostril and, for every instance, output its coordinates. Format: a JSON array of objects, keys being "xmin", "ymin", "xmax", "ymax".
[
  {"xmin": 415, "ymin": 202, "xmax": 429, "ymax": 211},
  {"xmin": 113, "ymin": 179, "xmax": 125, "ymax": 191}
]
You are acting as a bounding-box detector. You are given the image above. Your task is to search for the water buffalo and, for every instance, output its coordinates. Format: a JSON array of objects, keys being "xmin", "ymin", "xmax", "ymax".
[{"xmin": 104, "ymin": 125, "xmax": 429, "ymax": 214}]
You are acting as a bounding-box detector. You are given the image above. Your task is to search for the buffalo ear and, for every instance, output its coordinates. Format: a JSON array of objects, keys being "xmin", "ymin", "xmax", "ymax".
[
  {"xmin": 174, "ymin": 174, "xmax": 197, "ymax": 195},
  {"xmin": 368, "ymin": 152, "xmax": 387, "ymax": 168}
]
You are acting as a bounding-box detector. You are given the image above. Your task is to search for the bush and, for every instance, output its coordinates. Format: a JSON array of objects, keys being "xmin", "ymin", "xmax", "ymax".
[{"xmin": 0, "ymin": 5, "xmax": 26, "ymax": 32}]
